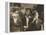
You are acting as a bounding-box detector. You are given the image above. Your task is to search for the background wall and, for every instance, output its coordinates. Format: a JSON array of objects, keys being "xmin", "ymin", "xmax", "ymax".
[
  {"xmin": 0, "ymin": 0, "xmax": 46, "ymax": 35},
  {"xmin": 21, "ymin": 4, "xmax": 34, "ymax": 8}
]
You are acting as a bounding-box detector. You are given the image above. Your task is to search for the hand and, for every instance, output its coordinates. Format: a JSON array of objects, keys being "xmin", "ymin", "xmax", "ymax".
[{"xmin": 24, "ymin": 26, "xmax": 28, "ymax": 29}]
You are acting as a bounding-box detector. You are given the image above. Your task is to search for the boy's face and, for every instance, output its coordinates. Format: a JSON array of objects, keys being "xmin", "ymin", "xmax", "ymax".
[
  {"xmin": 12, "ymin": 13, "xmax": 20, "ymax": 24},
  {"xmin": 15, "ymin": 11, "xmax": 19, "ymax": 14},
  {"xmin": 21, "ymin": 9, "xmax": 26, "ymax": 14},
  {"xmin": 26, "ymin": 10, "xmax": 30, "ymax": 15}
]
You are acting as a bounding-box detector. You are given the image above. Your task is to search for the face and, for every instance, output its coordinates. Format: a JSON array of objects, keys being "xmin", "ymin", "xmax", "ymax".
[
  {"xmin": 21, "ymin": 9, "xmax": 26, "ymax": 14},
  {"xmin": 12, "ymin": 13, "xmax": 19, "ymax": 24},
  {"xmin": 15, "ymin": 11, "xmax": 19, "ymax": 14},
  {"xmin": 26, "ymin": 9, "xmax": 30, "ymax": 15}
]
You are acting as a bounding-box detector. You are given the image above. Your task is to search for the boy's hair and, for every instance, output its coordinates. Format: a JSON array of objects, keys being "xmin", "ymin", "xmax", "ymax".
[{"xmin": 26, "ymin": 8, "xmax": 32, "ymax": 12}]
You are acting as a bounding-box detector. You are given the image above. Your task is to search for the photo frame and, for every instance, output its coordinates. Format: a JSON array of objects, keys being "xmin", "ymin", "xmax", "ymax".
[{"xmin": 5, "ymin": 2, "xmax": 44, "ymax": 33}]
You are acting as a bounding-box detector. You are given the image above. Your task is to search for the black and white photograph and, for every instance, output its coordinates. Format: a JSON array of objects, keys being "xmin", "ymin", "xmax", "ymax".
[{"xmin": 10, "ymin": 3, "xmax": 44, "ymax": 32}]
